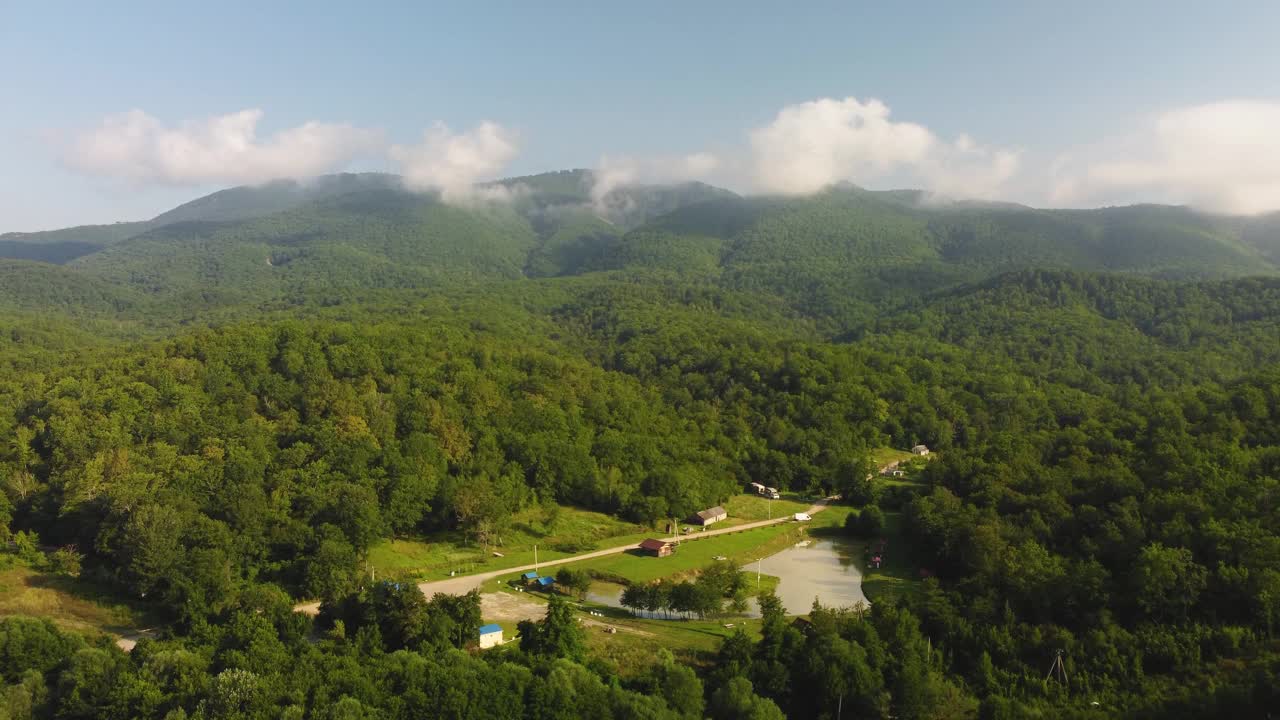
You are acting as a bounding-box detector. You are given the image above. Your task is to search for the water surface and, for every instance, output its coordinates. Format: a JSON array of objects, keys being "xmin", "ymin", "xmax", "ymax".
[{"xmin": 760, "ymin": 537, "xmax": 868, "ymax": 614}]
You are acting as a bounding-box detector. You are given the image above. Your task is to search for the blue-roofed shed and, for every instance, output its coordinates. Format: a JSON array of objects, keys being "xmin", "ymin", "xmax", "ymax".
[
  {"xmin": 537, "ymin": 576, "xmax": 555, "ymax": 587},
  {"xmin": 522, "ymin": 571, "xmax": 539, "ymax": 580},
  {"xmin": 478, "ymin": 623, "xmax": 503, "ymax": 649}
]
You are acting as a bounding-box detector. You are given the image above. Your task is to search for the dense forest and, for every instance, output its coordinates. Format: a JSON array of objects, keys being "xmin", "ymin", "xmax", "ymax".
[{"xmin": 1, "ymin": 174, "xmax": 1278, "ymax": 718}]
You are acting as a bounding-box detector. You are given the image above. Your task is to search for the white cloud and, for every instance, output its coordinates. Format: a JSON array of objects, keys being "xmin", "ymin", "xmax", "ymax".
[
  {"xmin": 920, "ymin": 134, "xmax": 1022, "ymax": 200},
  {"xmin": 748, "ymin": 97, "xmax": 1019, "ymax": 199},
  {"xmin": 1051, "ymin": 100, "xmax": 1280, "ymax": 214},
  {"xmin": 590, "ymin": 151, "xmax": 720, "ymax": 206},
  {"xmin": 62, "ymin": 109, "xmax": 381, "ymax": 186},
  {"xmin": 389, "ymin": 122, "xmax": 519, "ymax": 202}
]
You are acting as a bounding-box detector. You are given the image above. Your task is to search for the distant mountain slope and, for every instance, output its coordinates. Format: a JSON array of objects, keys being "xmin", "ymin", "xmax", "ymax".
[
  {"xmin": 1241, "ymin": 211, "xmax": 1280, "ymax": 264},
  {"xmin": 868, "ymin": 269, "xmax": 1280, "ymax": 386},
  {"xmin": 6, "ymin": 172, "xmax": 1280, "ymax": 330},
  {"xmin": 0, "ymin": 259, "xmax": 147, "ymax": 314},
  {"xmin": 72, "ymin": 188, "xmax": 539, "ymax": 302},
  {"xmin": 588, "ymin": 187, "xmax": 1280, "ymax": 330},
  {"xmin": 150, "ymin": 172, "xmax": 402, "ymax": 225},
  {"xmin": 0, "ymin": 239, "xmax": 103, "ymax": 264},
  {"xmin": 0, "ymin": 221, "xmax": 155, "ymax": 263},
  {"xmin": 0, "ymin": 220, "xmax": 152, "ymax": 246},
  {"xmin": 499, "ymin": 169, "xmax": 739, "ymax": 277},
  {"xmin": 496, "ymin": 168, "xmax": 737, "ymax": 227},
  {"xmin": 0, "ymin": 173, "xmax": 403, "ymax": 264}
]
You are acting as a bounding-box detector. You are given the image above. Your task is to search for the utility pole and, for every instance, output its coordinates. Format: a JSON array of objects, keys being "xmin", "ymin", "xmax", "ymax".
[
  {"xmin": 1045, "ymin": 649, "xmax": 1068, "ymax": 686},
  {"xmin": 534, "ymin": 545, "xmax": 538, "ymax": 574},
  {"xmin": 837, "ymin": 693, "xmax": 843, "ymax": 720},
  {"xmin": 757, "ymin": 558, "xmax": 762, "ymax": 591}
]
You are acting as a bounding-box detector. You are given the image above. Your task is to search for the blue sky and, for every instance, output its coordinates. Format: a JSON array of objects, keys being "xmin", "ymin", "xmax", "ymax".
[{"xmin": 4, "ymin": 0, "xmax": 1280, "ymax": 230}]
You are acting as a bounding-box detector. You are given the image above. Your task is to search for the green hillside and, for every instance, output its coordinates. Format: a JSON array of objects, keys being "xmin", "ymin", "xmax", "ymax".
[
  {"xmin": 71, "ymin": 189, "xmax": 540, "ymax": 304},
  {"xmin": 14, "ymin": 175, "xmax": 1277, "ymax": 325},
  {"xmin": 149, "ymin": 172, "xmax": 402, "ymax": 225},
  {"xmin": 0, "ymin": 259, "xmax": 147, "ymax": 315},
  {"xmin": 0, "ymin": 239, "xmax": 101, "ymax": 264},
  {"xmin": 0, "ymin": 220, "xmax": 152, "ymax": 247},
  {"xmin": 593, "ymin": 187, "xmax": 1280, "ymax": 333},
  {"xmin": 0, "ymin": 174, "xmax": 403, "ymax": 264},
  {"xmin": 1241, "ymin": 210, "xmax": 1280, "ymax": 263}
]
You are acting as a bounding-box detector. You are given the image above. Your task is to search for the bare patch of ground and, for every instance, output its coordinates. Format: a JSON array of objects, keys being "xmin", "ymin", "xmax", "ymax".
[{"xmin": 481, "ymin": 590, "xmax": 546, "ymax": 623}]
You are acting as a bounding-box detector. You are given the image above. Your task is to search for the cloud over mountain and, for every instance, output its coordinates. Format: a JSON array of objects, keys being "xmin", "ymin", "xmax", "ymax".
[
  {"xmin": 590, "ymin": 152, "xmax": 720, "ymax": 205},
  {"xmin": 748, "ymin": 97, "xmax": 1019, "ymax": 198},
  {"xmin": 1051, "ymin": 100, "xmax": 1280, "ymax": 214},
  {"xmin": 390, "ymin": 122, "xmax": 519, "ymax": 201},
  {"xmin": 62, "ymin": 109, "xmax": 382, "ymax": 186}
]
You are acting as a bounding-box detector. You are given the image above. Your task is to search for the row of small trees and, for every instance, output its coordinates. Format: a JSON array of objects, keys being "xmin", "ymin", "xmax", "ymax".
[{"xmin": 619, "ymin": 560, "xmax": 750, "ymax": 619}]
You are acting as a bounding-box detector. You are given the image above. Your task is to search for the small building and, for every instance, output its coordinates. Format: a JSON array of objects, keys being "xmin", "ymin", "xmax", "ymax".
[
  {"xmin": 537, "ymin": 576, "xmax": 555, "ymax": 589},
  {"xmin": 478, "ymin": 623, "xmax": 503, "ymax": 649},
  {"xmin": 692, "ymin": 506, "xmax": 727, "ymax": 526},
  {"xmin": 911, "ymin": 444, "xmax": 930, "ymax": 456},
  {"xmin": 521, "ymin": 571, "xmax": 539, "ymax": 582},
  {"xmin": 639, "ymin": 538, "xmax": 675, "ymax": 557},
  {"xmin": 748, "ymin": 481, "xmax": 766, "ymax": 493},
  {"xmin": 793, "ymin": 512, "xmax": 811, "ymax": 522},
  {"xmin": 764, "ymin": 486, "xmax": 781, "ymax": 499}
]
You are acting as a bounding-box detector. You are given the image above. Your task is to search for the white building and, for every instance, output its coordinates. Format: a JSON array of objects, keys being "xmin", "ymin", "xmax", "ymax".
[
  {"xmin": 911, "ymin": 445, "xmax": 930, "ymax": 456},
  {"xmin": 478, "ymin": 623, "xmax": 503, "ymax": 649}
]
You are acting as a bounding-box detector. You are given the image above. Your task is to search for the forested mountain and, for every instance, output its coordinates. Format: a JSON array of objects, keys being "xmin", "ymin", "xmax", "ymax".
[
  {"xmin": 592, "ymin": 190, "xmax": 1280, "ymax": 332},
  {"xmin": 4, "ymin": 173, "xmax": 1278, "ymax": 331},
  {"xmin": 2, "ymin": 176, "xmax": 1280, "ymax": 718},
  {"xmin": 0, "ymin": 174, "xmax": 401, "ymax": 265}
]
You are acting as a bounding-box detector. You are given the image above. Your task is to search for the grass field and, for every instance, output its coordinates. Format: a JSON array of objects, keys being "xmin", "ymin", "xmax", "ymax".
[
  {"xmin": 871, "ymin": 447, "xmax": 916, "ymax": 467},
  {"xmin": 723, "ymin": 494, "xmax": 811, "ymax": 522},
  {"xmin": 519, "ymin": 501, "xmax": 855, "ymax": 588},
  {"xmin": 369, "ymin": 495, "xmax": 824, "ymax": 583},
  {"xmin": 0, "ymin": 562, "xmax": 150, "ymax": 639},
  {"xmin": 368, "ymin": 505, "xmax": 653, "ymax": 581},
  {"xmin": 584, "ymin": 610, "xmax": 763, "ymax": 674},
  {"xmin": 566, "ymin": 522, "xmax": 812, "ymax": 584}
]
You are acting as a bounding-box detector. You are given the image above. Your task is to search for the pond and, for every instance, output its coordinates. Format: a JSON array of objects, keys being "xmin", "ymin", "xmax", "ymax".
[
  {"xmin": 585, "ymin": 537, "xmax": 868, "ymax": 618},
  {"xmin": 760, "ymin": 536, "xmax": 868, "ymax": 615}
]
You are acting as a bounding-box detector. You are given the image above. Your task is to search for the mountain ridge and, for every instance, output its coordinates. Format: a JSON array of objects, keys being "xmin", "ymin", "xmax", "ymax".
[{"xmin": 2, "ymin": 171, "xmax": 1279, "ymax": 332}]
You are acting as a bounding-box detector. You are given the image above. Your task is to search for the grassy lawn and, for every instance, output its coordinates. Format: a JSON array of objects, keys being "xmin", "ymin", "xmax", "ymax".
[
  {"xmin": 567, "ymin": 522, "xmax": 813, "ymax": 584},
  {"xmin": 871, "ymin": 447, "xmax": 916, "ymax": 467},
  {"xmin": 584, "ymin": 611, "xmax": 763, "ymax": 675},
  {"xmin": 368, "ymin": 505, "xmax": 653, "ymax": 581},
  {"xmin": 531, "ymin": 503, "xmax": 855, "ymax": 588},
  {"xmin": 723, "ymin": 494, "xmax": 811, "ymax": 522},
  {"xmin": 844, "ymin": 511, "xmax": 920, "ymax": 603},
  {"xmin": 0, "ymin": 562, "xmax": 151, "ymax": 639}
]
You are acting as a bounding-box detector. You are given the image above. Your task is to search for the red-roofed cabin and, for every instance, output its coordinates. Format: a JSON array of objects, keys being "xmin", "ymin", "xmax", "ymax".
[{"xmin": 638, "ymin": 538, "xmax": 674, "ymax": 557}]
